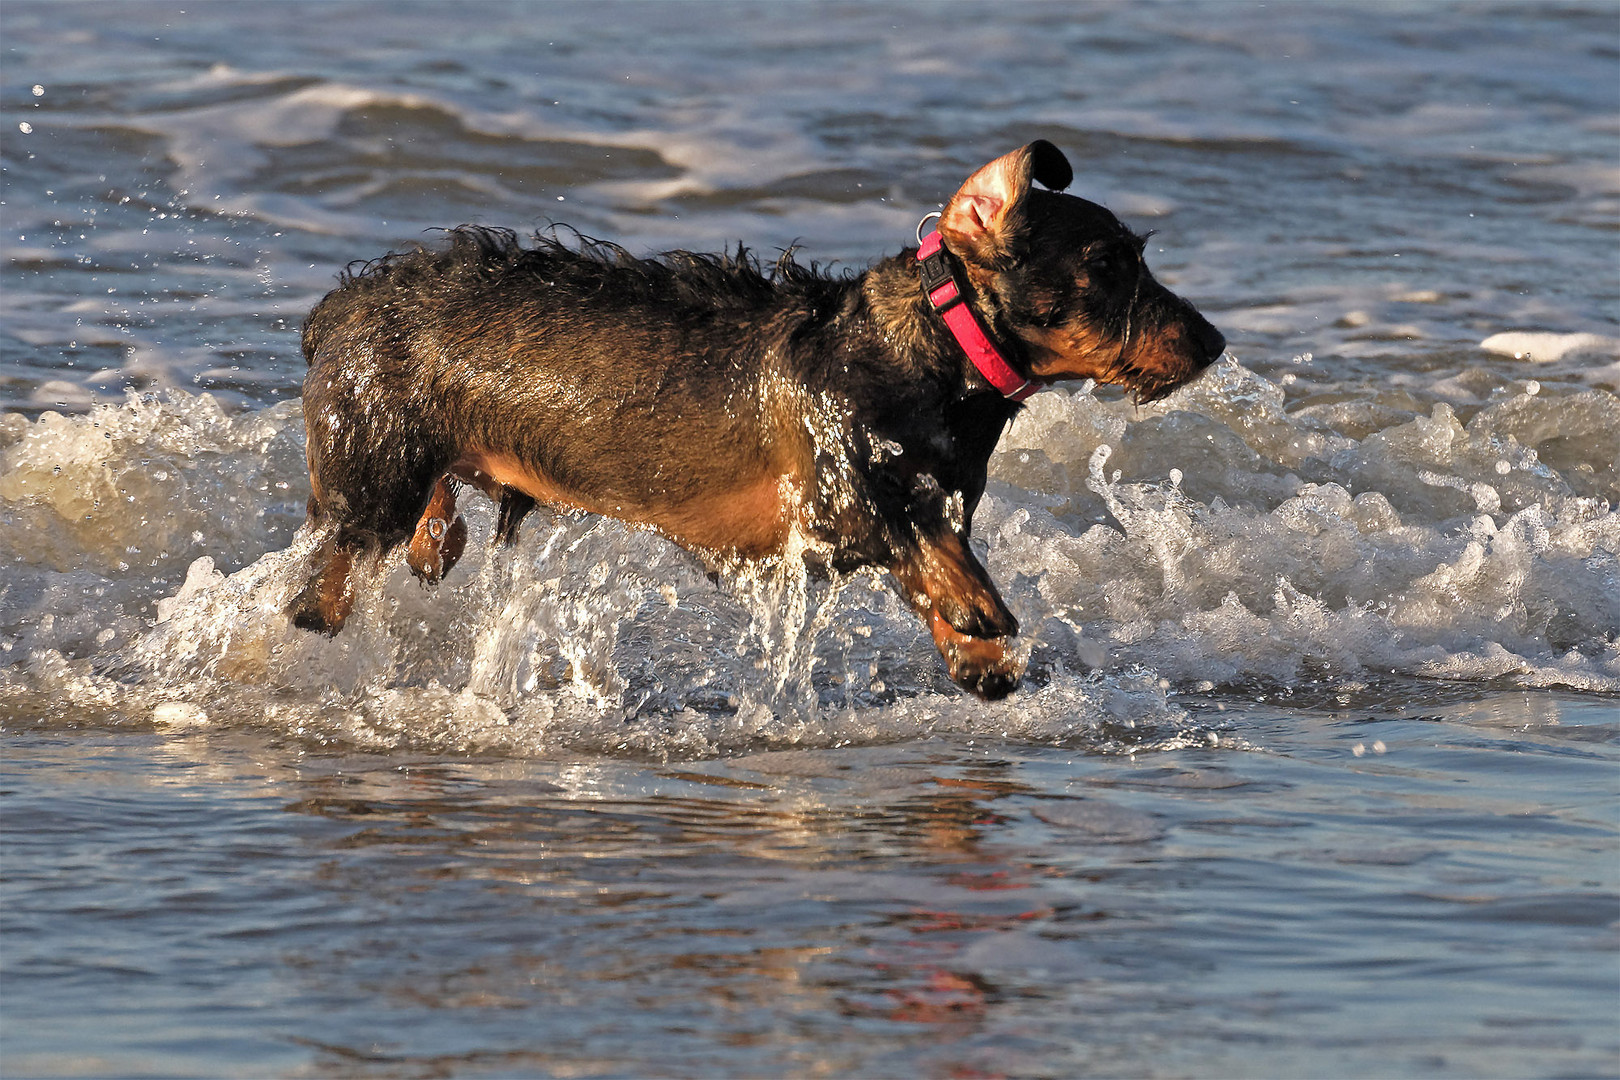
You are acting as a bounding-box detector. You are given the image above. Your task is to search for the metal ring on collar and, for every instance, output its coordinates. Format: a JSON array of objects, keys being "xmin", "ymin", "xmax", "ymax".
[{"xmin": 914, "ymin": 210, "xmax": 942, "ymax": 246}]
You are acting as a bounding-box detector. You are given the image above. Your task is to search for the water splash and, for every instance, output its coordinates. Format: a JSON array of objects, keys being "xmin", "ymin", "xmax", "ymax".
[
  {"xmin": 2, "ymin": 364, "xmax": 1616, "ymax": 756},
  {"xmin": 984, "ymin": 360, "xmax": 1620, "ymax": 693}
]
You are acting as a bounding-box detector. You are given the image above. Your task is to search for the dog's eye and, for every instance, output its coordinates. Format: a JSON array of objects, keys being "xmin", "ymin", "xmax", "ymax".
[
  {"xmin": 1083, "ymin": 250, "xmax": 1125, "ymax": 280},
  {"xmin": 1083, "ymin": 243, "xmax": 1142, "ymax": 285}
]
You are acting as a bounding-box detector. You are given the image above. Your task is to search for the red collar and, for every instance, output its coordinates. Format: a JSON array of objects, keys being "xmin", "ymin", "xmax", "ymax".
[{"xmin": 916, "ymin": 225, "xmax": 1041, "ymax": 402}]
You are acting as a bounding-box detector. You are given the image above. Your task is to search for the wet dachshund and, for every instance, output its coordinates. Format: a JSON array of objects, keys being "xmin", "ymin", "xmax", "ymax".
[{"xmin": 291, "ymin": 141, "xmax": 1224, "ymax": 699}]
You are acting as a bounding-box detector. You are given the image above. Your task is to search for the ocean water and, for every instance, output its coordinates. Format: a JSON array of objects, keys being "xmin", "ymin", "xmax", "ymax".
[{"xmin": 2, "ymin": 2, "xmax": 1617, "ymax": 1077}]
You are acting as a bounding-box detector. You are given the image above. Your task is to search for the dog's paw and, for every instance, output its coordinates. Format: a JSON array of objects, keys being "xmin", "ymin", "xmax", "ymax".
[
  {"xmin": 932, "ymin": 615, "xmax": 1022, "ymax": 700},
  {"xmin": 953, "ymin": 657, "xmax": 1020, "ymax": 701},
  {"xmin": 290, "ymin": 605, "xmax": 343, "ymax": 637},
  {"xmin": 289, "ymin": 542, "xmax": 357, "ymax": 636}
]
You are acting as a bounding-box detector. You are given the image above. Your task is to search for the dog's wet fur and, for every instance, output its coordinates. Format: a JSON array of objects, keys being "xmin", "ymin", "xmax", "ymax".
[{"xmin": 291, "ymin": 142, "xmax": 1224, "ymax": 699}]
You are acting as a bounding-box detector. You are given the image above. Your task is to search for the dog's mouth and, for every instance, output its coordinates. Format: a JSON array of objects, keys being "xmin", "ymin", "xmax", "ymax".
[
  {"xmin": 1116, "ymin": 321, "xmax": 1226, "ymax": 404},
  {"xmin": 1125, "ymin": 368, "xmax": 1191, "ymax": 405},
  {"xmin": 1116, "ymin": 346, "xmax": 1222, "ymax": 404}
]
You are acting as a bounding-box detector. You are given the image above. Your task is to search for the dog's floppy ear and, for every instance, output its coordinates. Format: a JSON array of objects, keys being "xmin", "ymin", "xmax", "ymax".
[{"xmin": 938, "ymin": 141, "xmax": 1072, "ymax": 267}]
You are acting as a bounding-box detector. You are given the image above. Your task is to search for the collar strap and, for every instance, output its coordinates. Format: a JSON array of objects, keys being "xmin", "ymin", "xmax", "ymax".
[{"xmin": 916, "ymin": 225, "xmax": 1040, "ymax": 402}]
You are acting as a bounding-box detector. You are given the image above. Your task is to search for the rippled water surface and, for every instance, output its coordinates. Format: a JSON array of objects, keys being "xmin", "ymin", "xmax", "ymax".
[{"xmin": 2, "ymin": 2, "xmax": 1617, "ymax": 1076}]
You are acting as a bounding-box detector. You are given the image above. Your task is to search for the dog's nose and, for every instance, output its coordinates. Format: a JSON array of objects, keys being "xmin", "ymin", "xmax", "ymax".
[{"xmin": 1196, "ymin": 320, "xmax": 1225, "ymax": 366}]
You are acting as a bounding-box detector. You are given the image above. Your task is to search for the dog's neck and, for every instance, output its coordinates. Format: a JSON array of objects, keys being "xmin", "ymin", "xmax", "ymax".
[
  {"xmin": 859, "ymin": 253, "xmax": 1036, "ymax": 407},
  {"xmin": 915, "ymin": 233, "xmax": 1040, "ymax": 402}
]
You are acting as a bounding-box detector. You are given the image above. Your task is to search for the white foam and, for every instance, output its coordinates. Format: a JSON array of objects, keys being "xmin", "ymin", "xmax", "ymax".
[
  {"xmin": 1480, "ymin": 331, "xmax": 1619, "ymax": 363},
  {"xmin": 152, "ymin": 701, "xmax": 209, "ymax": 726}
]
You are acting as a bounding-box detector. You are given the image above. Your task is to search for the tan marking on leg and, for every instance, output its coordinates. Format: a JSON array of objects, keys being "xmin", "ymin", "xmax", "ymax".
[
  {"xmin": 892, "ymin": 530, "xmax": 1017, "ymax": 639},
  {"xmin": 889, "ymin": 529, "xmax": 1021, "ymax": 698},
  {"xmin": 407, "ymin": 476, "xmax": 462, "ymax": 583},
  {"xmin": 292, "ymin": 542, "xmax": 358, "ymax": 635}
]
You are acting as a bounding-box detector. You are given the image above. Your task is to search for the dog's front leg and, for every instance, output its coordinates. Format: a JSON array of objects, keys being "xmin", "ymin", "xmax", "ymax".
[{"xmin": 890, "ymin": 528, "xmax": 1021, "ymax": 700}]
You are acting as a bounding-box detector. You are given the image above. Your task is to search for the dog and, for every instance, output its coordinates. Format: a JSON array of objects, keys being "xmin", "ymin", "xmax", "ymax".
[{"xmin": 290, "ymin": 141, "xmax": 1224, "ymax": 699}]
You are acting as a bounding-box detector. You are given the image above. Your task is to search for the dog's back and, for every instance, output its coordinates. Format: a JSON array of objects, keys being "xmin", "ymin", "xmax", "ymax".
[{"xmin": 298, "ymin": 228, "xmax": 867, "ymax": 575}]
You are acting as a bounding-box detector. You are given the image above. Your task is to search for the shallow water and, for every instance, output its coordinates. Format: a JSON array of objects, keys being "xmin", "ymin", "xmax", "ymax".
[
  {"xmin": 5, "ymin": 695, "xmax": 1616, "ymax": 1078},
  {"xmin": 2, "ymin": 2, "xmax": 1617, "ymax": 1076}
]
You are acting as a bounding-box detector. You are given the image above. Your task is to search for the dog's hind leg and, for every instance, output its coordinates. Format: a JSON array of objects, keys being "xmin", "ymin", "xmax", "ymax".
[
  {"xmin": 290, "ymin": 529, "xmax": 363, "ymax": 635},
  {"xmin": 494, "ymin": 487, "xmax": 536, "ymax": 547},
  {"xmin": 406, "ymin": 476, "xmax": 468, "ymax": 583},
  {"xmin": 291, "ymin": 400, "xmax": 449, "ymax": 632}
]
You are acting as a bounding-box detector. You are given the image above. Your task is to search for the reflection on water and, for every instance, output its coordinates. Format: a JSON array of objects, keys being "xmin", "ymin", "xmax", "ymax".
[{"xmin": 4, "ymin": 695, "xmax": 1616, "ymax": 1078}]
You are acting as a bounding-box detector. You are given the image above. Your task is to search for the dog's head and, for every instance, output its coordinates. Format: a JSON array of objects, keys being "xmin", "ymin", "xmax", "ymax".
[{"xmin": 937, "ymin": 141, "xmax": 1225, "ymax": 403}]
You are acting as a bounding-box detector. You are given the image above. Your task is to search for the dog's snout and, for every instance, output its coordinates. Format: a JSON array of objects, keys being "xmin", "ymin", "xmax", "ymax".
[
  {"xmin": 1181, "ymin": 305, "xmax": 1225, "ymax": 367},
  {"xmin": 1199, "ymin": 322, "xmax": 1226, "ymax": 366}
]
